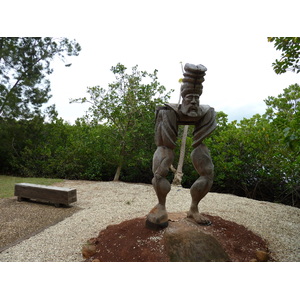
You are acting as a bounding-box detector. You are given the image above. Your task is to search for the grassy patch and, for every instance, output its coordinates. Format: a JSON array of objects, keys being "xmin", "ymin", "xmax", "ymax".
[{"xmin": 0, "ymin": 175, "xmax": 64, "ymax": 198}]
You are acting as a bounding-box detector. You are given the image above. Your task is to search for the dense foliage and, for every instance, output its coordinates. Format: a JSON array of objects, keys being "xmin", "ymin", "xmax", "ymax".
[
  {"xmin": 0, "ymin": 82, "xmax": 299, "ymax": 207},
  {"xmin": 268, "ymin": 37, "xmax": 300, "ymax": 74}
]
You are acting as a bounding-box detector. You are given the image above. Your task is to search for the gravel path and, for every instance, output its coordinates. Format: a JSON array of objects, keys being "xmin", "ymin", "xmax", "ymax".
[{"xmin": 0, "ymin": 180, "xmax": 299, "ymax": 262}]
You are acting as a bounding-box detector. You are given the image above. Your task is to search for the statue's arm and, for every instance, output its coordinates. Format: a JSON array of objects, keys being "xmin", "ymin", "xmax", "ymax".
[
  {"xmin": 193, "ymin": 106, "xmax": 217, "ymax": 148},
  {"xmin": 154, "ymin": 107, "xmax": 178, "ymax": 149}
]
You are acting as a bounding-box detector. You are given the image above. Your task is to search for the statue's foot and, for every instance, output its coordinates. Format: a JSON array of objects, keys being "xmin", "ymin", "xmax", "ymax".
[
  {"xmin": 146, "ymin": 204, "xmax": 168, "ymax": 230},
  {"xmin": 187, "ymin": 210, "xmax": 211, "ymax": 226}
]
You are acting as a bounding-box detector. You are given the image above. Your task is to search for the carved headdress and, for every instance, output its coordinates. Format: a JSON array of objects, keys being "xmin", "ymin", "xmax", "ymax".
[{"xmin": 181, "ymin": 63, "xmax": 207, "ymax": 98}]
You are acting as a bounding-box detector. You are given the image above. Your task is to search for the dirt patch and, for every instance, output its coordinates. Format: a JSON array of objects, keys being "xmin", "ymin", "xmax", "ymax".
[
  {"xmin": 84, "ymin": 213, "xmax": 272, "ymax": 262},
  {"xmin": 0, "ymin": 197, "xmax": 81, "ymax": 252}
]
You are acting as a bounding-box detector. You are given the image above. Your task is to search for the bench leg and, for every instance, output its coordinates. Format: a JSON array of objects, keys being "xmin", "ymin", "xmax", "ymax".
[{"xmin": 17, "ymin": 197, "xmax": 30, "ymax": 202}]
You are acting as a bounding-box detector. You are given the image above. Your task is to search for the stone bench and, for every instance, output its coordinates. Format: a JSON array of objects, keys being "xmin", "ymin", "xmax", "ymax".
[{"xmin": 14, "ymin": 183, "xmax": 77, "ymax": 207}]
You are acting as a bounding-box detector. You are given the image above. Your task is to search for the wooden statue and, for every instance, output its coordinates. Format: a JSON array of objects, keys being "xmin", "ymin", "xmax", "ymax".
[{"xmin": 146, "ymin": 63, "xmax": 217, "ymax": 229}]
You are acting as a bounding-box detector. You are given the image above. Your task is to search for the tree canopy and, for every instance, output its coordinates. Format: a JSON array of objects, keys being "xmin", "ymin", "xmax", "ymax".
[
  {"xmin": 71, "ymin": 63, "xmax": 173, "ymax": 180},
  {"xmin": 0, "ymin": 37, "xmax": 81, "ymax": 119},
  {"xmin": 268, "ymin": 37, "xmax": 300, "ymax": 74}
]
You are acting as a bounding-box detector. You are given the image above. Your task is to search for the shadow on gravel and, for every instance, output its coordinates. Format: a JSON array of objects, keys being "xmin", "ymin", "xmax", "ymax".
[{"xmin": 0, "ymin": 197, "xmax": 81, "ymax": 252}]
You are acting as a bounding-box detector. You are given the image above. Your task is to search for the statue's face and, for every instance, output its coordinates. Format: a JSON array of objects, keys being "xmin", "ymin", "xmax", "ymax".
[{"xmin": 181, "ymin": 94, "xmax": 200, "ymax": 117}]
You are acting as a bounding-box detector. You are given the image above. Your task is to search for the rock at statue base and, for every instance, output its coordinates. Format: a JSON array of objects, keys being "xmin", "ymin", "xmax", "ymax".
[{"xmin": 164, "ymin": 218, "xmax": 230, "ymax": 262}]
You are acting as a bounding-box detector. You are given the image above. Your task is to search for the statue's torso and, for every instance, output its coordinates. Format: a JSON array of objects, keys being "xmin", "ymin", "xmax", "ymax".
[{"xmin": 155, "ymin": 103, "xmax": 217, "ymax": 149}]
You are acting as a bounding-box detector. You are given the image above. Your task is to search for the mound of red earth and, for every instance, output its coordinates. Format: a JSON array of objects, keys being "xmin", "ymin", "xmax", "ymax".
[{"xmin": 82, "ymin": 213, "xmax": 272, "ymax": 262}]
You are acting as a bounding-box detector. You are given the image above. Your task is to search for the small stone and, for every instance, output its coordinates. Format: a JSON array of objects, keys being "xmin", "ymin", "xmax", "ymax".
[
  {"xmin": 256, "ymin": 250, "xmax": 269, "ymax": 262},
  {"xmin": 87, "ymin": 238, "xmax": 97, "ymax": 245},
  {"xmin": 249, "ymin": 258, "xmax": 258, "ymax": 262},
  {"xmin": 82, "ymin": 244, "xmax": 97, "ymax": 259},
  {"xmin": 92, "ymin": 258, "xmax": 100, "ymax": 262}
]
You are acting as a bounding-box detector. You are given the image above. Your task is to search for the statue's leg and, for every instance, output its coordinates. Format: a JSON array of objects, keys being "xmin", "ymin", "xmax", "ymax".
[
  {"xmin": 146, "ymin": 146, "xmax": 174, "ymax": 229},
  {"xmin": 187, "ymin": 143, "xmax": 214, "ymax": 225}
]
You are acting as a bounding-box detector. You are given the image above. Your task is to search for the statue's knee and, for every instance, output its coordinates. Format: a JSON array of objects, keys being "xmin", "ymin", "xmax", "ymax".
[
  {"xmin": 152, "ymin": 173, "xmax": 162, "ymax": 183},
  {"xmin": 152, "ymin": 173, "xmax": 171, "ymax": 194}
]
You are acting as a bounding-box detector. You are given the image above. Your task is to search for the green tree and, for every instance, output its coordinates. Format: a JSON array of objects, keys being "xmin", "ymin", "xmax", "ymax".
[
  {"xmin": 0, "ymin": 116, "xmax": 113, "ymax": 180},
  {"xmin": 268, "ymin": 37, "xmax": 300, "ymax": 74},
  {"xmin": 264, "ymin": 83, "xmax": 300, "ymax": 205},
  {"xmin": 71, "ymin": 63, "xmax": 173, "ymax": 181},
  {"xmin": 202, "ymin": 86, "xmax": 300, "ymax": 207},
  {"xmin": 264, "ymin": 83, "xmax": 300, "ymax": 150},
  {"xmin": 0, "ymin": 37, "xmax": 81, "ymax": 119},
  {"xmin": 204, "ymin": 113, "xmax": 283, "ymax": 200}
]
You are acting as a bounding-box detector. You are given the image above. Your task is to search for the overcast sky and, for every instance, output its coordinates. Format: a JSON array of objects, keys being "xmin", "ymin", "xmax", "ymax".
[{"xmin": 3, "ymin": 0, "xmax": 300, "ymax": 124}]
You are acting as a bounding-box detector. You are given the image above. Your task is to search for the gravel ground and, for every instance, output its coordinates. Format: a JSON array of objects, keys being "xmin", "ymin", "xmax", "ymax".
[
  {"xmin": 0, "ymin": 197, "xmax": 80, "ymax": 250},
  {"xmin": 0, "ymin": 180, "xmax": 299, "ymax": 262}
]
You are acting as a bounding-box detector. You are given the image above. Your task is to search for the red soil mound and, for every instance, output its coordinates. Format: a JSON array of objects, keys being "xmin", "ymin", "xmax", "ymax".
[{"xmin": 83, "ymin": 213, "xmax": 272, "ymax": 262}]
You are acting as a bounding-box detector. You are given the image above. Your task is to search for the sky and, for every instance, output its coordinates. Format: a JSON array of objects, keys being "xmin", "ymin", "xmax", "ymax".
[
  {"xmin": 3, "ymin": 0, "xmax": 299, "ymax": 124},
  {"xmin": 47, "ymin": 35, "xmax": 299, "ymax": 123}
]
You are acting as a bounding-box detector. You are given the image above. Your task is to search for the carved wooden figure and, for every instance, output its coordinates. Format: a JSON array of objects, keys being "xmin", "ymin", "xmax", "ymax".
[{"xmin": 146, "ymin": 63, "xmax": 217, "ymax": 229}]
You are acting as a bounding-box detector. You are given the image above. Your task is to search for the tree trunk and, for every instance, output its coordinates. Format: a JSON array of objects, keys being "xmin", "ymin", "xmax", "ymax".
[
  {"xmin": 172, "ymin": 125, "xmax": 189, "ymax": 186},
  {"xmin": 113, "ymin": 140, "xmax": 126, "ymax": 182},
  {"xmin": 113, "ymin": 163, "xmax": 122, "ymax": 181}
]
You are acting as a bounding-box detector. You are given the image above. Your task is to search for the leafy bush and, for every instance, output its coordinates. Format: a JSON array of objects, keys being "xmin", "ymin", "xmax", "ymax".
[{"xmin": 0, "ymin": 80, "xmax": 298, "ymax": 207}]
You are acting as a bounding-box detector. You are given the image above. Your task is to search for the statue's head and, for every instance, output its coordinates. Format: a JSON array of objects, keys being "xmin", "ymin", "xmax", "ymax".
[
  {"xmin": 181, "ymin": 93, "xmax": 201, "ymax": 117},
  {"xmin": 179, "ymin": 63, "xmax": 207, "ymax": 117}
]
